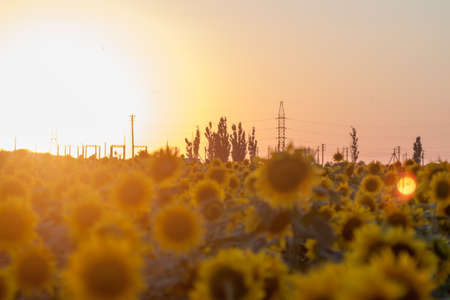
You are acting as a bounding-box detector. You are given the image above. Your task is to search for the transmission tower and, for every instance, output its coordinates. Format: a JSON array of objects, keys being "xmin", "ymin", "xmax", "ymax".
[{"xmin": 276, "ymin": 101, "xmax": 286, "ymax": 152}]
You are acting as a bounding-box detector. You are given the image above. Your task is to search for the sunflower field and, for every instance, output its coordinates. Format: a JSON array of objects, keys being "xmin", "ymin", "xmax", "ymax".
[{"xmin": 0, "ymin": 147, "xmax": 448, "ymax": 300}]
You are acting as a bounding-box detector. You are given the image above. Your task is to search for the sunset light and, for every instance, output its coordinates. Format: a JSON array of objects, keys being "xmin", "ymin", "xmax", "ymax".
[{"xmin": 0, "ymin": 1, "xmax": 449, "ymax": 299}]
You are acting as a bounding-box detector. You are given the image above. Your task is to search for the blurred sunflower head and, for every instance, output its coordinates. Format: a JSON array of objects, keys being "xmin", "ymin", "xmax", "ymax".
[
  {"xmin": 336, "ymin": 182, "xmax": 351, "ymax": 197},
  {"xmin": 65, "ymin": 238, "xmax": 144, "ymax": 300},
  {"xmin": 207, "ymin": 167, "xmax": 229, "ymax": 186},
  {"xmin": 334, "ymin": 206, "xmax": 371, "ymax": 244},
  {"xmin": 152, "ymin": 204, "xmax": 204, "ymax": 254},
  {"xmin": 437, "ymin": 199, "xmax": 450, "ymax": 218},
  {"xmin": 63, "ymin": 194, "xmax": 106, "ymax": 240},
  {"xmin": 333, "ymin": 152, "xmax": 344, "ymax": 163},
  {"xmin": 147, "ymin": 146, "xmax": 182, "ymax": 184},
  {"xmin": 382, "ymin": 205, "xmax": 414, "ymax": 230},
  {"xmin": 348, "ymin": 224, "xmax": 389, "ymax": 264},
  {"xmin": 0, "ymin": 176, "xmax": 27, "ymax": 202},
  {"xmin": 256, "ymin": 151, "xmax": 317, "ymax": 208},
  {"xmin": 113, "ymin": 172, "xmax": 153, "ymax": 214},
  {"xmin": 192, "ymin": 179, "xmax": 225, "ymax": 206},
  {"xmin": 249, "ymin": 251, "xmax": 291, "ymax": 300},
  {"xmin": 344, "ymin": 163, "xmax": 355, "ymax": 178},
  {"xmin": 227, "ymin": 174, "xmax": 240, "ymax": 192},
  {"xmin": 383, "ymin": 170, "xmax": 398, "ymax": 187},
  {"xmin": 367, "ymin": 161, "xmax": 383, "ymax": 175},
  {"xmin": 360, "ymin": 174, "xmax": 384, "ymax": 195},
  {"xmin": 385, "ymin": 227, "xmax": 437, "ymax": 273},
  {"xmin": 292, "ymin": 263, "xmax": 345, "ymax": 300},
  {"xmin": 12, "ymin": 243, "xmax": 55, "ymax": 294},
  {"xmin": 340, "ymin": 265, "xmax": 404, "ymax": 300},
  {"xmin": 0, "ymin": 269, "xmax": 15, "ymax": 300},
  {"xmin": 429, "ymin": 171, "xmax": 450, "ymax": 202},
  {"xmin": 369, "ymin": 250, "xmax": 434, "ymax": 300},
  {"xmin": 190, "ymin": 249, "xmax": 262, "ymax": 300},
  {"xmin": 0, "ymin": 198, "xmax": 37, "ymax": 251},
  {"xmin": 355, "ymin": 191, "xmax": 377, "ymax": 212}
]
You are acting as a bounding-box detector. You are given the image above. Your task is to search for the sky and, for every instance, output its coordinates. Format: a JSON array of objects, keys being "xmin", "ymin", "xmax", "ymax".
[{"xmin": 0, "ymin": 0, "xmax": 449, "ymax": 162}]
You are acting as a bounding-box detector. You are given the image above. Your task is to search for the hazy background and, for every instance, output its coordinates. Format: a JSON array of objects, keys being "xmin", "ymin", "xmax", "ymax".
[{"xmin": 1, "ymin": 0, "xmax": 449, "ymax": 162}]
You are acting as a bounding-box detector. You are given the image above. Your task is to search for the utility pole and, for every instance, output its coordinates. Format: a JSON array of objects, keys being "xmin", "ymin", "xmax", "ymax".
[
  {"xmin": 321, "ymin": 144, "xmax": 326, "ymax": 166},
  {"xmin": 130, "ymin": 114, "xmax": 136, "ymax": 159},
  {"xmin": 276, "ymin": 101, "xmax": 286, "ymax": 152}
]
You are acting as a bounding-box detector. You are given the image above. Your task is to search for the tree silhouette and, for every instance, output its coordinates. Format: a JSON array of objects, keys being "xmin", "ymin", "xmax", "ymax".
[
  {"xmin": 230, "ymin": 123, "xmax": 247, "ymax": 162},
  {"xmin": 215, "ymin": 117, "xmax": 231, "ymax": 162},
  {"xmin": 349, "ymin": 126, "xmax": 359, "ymax": 163},
  {"xmin": 248, "ymin": 127, "xmax": 258, "ymax": 162},
  {"xmin": 413, "ymin": 136, "xmax": 423, "ymax": 165},
  {"xmin": 204, "ymin": 118, "xmax": 231, "ymax": 162},
  {"xmin": 193, "ymin": 127, "xmax": 201, "ymax": 161}
]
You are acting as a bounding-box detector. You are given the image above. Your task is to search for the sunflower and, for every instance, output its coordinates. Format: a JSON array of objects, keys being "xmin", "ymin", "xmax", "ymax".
[
  {"xmin": 344, "ymin": 163, "xmax": 355, "ymax": 178},
  {"xmin": 336, "ymin": 182, "xmax": 351, "ymax": 197},
  {"xmin": 113, "ymin": 172, "xmax": 153, "ymax": 214},
  {"xmin": 190, "ymin": 249, "xmax": 262, "ymax": 300},
  {"xmin": 384, "ymin": 170, "xmax": 398, "ymax": 187},
  {"xmin": 207, "ymin": 167, "xmax": 229, "ymax": 186},
  {"xmin": 369, "ymin": 251, "xmax": 434, "ymax": 300},
  {"xmin": 244, "ymin": 174, "xmax": 258, "ymax": 196},
  {"xmin": 382, "ymin": 205, "xmax": 414, "ymax": 229},
  {"xmin": 384, "ymin": 227, "xmax": 437, "ymax": 273},
  {"xmin": 64, "ymin": 238, "xmax": 144, "ymax": 300},
  {"xmin": 147, "ymin": 146, "xmax": 182, "ymax": 184},
  {"xmin": 339, "ymin": 266, "xmax": 404, "ymax": 300},
  {"xmin": 360, "ymin": 174, "xmax": 384, "ymax": 195},
  {"xmin": 355, "ymin": 165, "xmax": 366, "ymax": 177},
  {"xmin": 367, "ymin": 161, "xmax": 383, "ymax": 175},
  {"xmin": 0, "ymin": 199, "xmax": 37, "ymax": 250},
  {"xmin": 228, "ymin": 174, "xmax": 240, "ymax": 192},
  {"xmin": 63, "ymin": 195, "xmax": 106, "ymax": 240},
  {"xmin": 429, "ymin": 171, "xmax": 450, "ymax": 202},
  {"xmin": 437, "ymin": 199, "xmax": 450, "ymax": 217},
  {"xmin": 0, "ymin": 176, "xmax": 27, "ymax": 201},
  {"xmin": 333, "ymin": 152, "xmax": 344, "ymax": 163},
  {"xmin": 292, "ymin": 263, "xmax": 345, "ymax": 300},
  {"xmin": 200, "ymin": 199, "xmax": 224, "ymax": 222},
  {"xmin": 91, "ymin": 214, "xmax": 143, "ymax": 248},
  {"xmin": 249, "ymin": 251, "xmax": 291, "ymax": 300},
  {"xmin": 333, "ymin": 206, "xmax": 371, "ymax": 244},
  {"xmin": 152, "ymin": 204, "xmax": 204, "ymax": 254},
  {"xmin": 355, "ymin": 191, "xmax": 377, "ymax": 212},
  {"xmin": 255, "ymin": 151, "xmax": 316, "ymax": 208},
  {"xmin": 191, "ymin": 179, "xmax": 225, "ymax": 206},
  {"xmin": 347, "ymin": 224, "xmax": 389, "ymax": 264},
  {"xmin": 12, "ymin": 243, "xmax": 55, "ymax": 294},
  {"xmin": 0, "ymin": 269, "xmax": 15, "ymax": 300},
  {"xmin": 264, "ymin": 210, "xmax": 293, "ymax": 246},
  {"xmin": 431, "ymin": 238, "xmax": 450, "ymax": 285}
]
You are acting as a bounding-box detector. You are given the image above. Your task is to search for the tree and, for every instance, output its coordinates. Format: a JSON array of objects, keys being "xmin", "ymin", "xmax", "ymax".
[
  {"xmin": 193, "ymin": 127, "xmax": 201, "ymax": 161},
  {"xmin": 204, "ymin": 122, "xmax": 216, "ymax": 161},
  {"xmin": 248, "ymin": 127, "xmax": 258, "ymax": 162},
  {"xmin": 413, "ymin": 136, "xmax": 423, "ymax": 165},
  {"xmin": 349, "ymin": 126, "xmax": 359, "ymax": 163},
  {"xmin": 204, "ymin": 118, "xmax": 231, "ymax": 162},
  {"xmin": 214, "ymin": 117, "xmax": 231, "ymax": 162},
  {"xmin": 184, "ymin": 138, "xmax": 193, "ymax": 160},
  {"xmin": 230, "ymin": 123, "xmax": 247, "ymax": 162}
]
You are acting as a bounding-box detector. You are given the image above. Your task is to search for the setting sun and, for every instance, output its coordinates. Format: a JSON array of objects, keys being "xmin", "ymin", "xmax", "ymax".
[
  {"xmin": 397, "ymin": 176, "xmax": 417, "ymax": 197},
  {"xmin": 0, "ymin": 15, "xmax": 159, "ymax": 153}
]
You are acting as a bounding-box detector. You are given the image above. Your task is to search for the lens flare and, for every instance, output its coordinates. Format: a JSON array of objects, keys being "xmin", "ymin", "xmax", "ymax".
[{"xmin": 397, "ymin": 176, "xmax": 417, "ymax": 197}]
